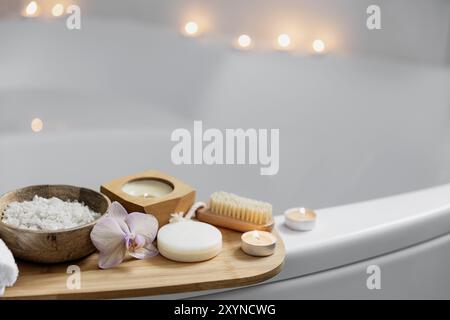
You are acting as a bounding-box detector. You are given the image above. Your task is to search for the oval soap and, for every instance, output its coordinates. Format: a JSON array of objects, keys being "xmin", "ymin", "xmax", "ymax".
[{"xmin": 157, "ymin": 220, "xmax": 222, "ymax": 262}]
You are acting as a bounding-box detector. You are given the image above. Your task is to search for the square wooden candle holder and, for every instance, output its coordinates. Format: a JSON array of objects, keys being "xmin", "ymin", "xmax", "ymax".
[{"xmin": 100, "ymin": 170, "xmax": 196, "ymax": 227}]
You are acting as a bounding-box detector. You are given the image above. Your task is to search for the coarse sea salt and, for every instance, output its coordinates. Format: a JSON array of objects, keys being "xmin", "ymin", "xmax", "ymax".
[{"xmin": 2, "ymin": 195, "xmax": 101, "ymax": 231}]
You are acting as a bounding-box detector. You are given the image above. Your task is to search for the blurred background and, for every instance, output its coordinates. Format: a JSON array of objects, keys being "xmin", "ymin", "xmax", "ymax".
[{"xmin": 0, "ymin": 0, "xmax": 449, "ymax": 213}]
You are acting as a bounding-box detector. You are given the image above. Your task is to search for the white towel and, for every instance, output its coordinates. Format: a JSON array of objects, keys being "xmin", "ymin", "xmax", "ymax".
[{"xmin": 0, "ymin": 239, "xmax": 18, "ymax": 295}]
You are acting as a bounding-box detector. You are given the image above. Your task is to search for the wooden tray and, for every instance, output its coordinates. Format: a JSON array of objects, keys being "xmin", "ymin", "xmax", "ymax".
[{"xmin": 1, "ymin": 228, "xmax": 285, "ymax": 299}]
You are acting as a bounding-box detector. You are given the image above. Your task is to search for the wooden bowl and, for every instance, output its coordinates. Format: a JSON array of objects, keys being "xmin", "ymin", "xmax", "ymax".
[{"xmin": 0, "ymin": 185, "xmax": 110, "ymax": 264}]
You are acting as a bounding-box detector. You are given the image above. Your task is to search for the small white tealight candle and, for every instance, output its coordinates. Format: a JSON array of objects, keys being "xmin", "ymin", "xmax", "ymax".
[
  {"xmin": 241, "ymin": 230, "xmax": 277, "ymax": 257},
  {"xmin": 284, "ymin": 207, "xmax": 317, "ymax": 231},
  {"xmin": 122, "ymin": 179, "xmax": 173, "ymax": 198}
]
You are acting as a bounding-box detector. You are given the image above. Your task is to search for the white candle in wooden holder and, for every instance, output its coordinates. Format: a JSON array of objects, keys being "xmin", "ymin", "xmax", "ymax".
[
  {"xmin": 241, "ymin": 230, "xmax": 277, "ymax": 257},
  {"xmin": 101, "ymin": 170, "xmax": 196, "ymax": 228},
  {"xmin": 284, "ymin": 207, "xmax": 317, "ymax": 231},
  {"xmin": 122, "ymin": 179, "xmax": 173, "ymax": 198}
]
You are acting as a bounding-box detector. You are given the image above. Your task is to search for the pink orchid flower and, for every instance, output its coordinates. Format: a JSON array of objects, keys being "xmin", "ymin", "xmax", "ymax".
[{"xmin": 90, "ymin": 202, "xmax": 159, "ymax": 269}]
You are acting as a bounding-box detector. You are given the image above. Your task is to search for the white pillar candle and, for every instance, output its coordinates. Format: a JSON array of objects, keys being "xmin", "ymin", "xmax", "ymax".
[
  {"xmin": 241, "ymin": 230, "xmax": 277, "ymax": 257},
  {"xmin": 284, "ymin": 207, "xmax": 317, "ymax": 231},
  {"xmin": 122, "ymin": 179, "xmax": 173, "ymax": 198},
  {"xmin": 157, "ymin": 220, "xmax": 222, "ymax": 262}
]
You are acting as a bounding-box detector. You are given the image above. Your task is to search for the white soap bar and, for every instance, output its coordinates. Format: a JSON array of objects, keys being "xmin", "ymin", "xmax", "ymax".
[{"xmin": 157, "ymin": 220, "xmax": 222, "ymax": 262}]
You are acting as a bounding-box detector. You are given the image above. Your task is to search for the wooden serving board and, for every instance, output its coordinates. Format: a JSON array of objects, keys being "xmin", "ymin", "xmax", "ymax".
[{"xmin": 1, "ymin": 228, "xmax": 285, "ymax": 300}]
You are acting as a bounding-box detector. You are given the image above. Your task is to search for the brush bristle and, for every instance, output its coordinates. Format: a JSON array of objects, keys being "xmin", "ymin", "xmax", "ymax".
[{"xmin": 209, "ymin": 191, "xmax": 272, "ymax": 225}]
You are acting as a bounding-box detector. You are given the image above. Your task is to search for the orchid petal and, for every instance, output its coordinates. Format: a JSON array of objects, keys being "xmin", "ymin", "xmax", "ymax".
[
  {"xmin": 107, "ymin": 201, "xmax": 128, "ymax": 221},
  {"xmin": 96, "ymin": 213, "xmax": 130, "ymax": 236},
  {"xmin": 90, "ymin": 216, "xmax": 128, "ymax": 268},
  {"xmin": 91, "ymin": 216, "xmax": 126, "ymax": 252},
  {"xmin": 126, "ymin": 212, "xmax": 158, "ymax": 241},
  {"xmin": 116, "ymin": 218, "xmax": 131, "ymax": 235},
  {"xmin": 129, "ymin": 242, "xmax": 159, "ymax": 260},
  {"xmin": 98, "ymin": 244, "xmax": 127, "ymax": 269}
]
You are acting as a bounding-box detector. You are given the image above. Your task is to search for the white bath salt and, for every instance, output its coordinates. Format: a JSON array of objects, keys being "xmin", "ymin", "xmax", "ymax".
[{"xmin": 2, "ymin": 195, "xmax": 101, "ymax": 231}]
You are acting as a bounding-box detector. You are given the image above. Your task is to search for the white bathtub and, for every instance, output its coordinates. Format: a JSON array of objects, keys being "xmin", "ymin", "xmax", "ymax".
[{"xmin": 1, "ymin": 1, "xmax": 450, "ymax": 299}]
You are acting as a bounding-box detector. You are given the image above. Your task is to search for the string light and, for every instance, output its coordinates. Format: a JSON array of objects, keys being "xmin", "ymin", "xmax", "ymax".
[
  {"xmin": 312, "ymin": 39, "xmax": 325, "ymax": 53},
  {"xmin": 24, "ymin": 1, "xmax": 38, "ymax": 17},
  {"xmin": 31, "ymin": 118, "xmax": 43, "ymax": 133},
  {"xmin": 236, "ymin": 34, "xmax": 252, "ymax": 49},
  {"xmin": 52, "ymin": 4, "xmax": 65, "ymax": 17},
  {"xmin": 184, "ymin": 21, "xmax": 199, "ymax": 36},
  {"xmin": 20, "ymin": 5, "xmax": 332, "ymax": 54},
  {"xmin": 277, "ymin": 34, "xmax": 291, "ymax": 49}
]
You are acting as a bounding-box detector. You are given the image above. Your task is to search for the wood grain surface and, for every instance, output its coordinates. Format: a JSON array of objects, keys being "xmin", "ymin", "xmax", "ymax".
[{"xmin": 1, "ymin": 228, "xmax": 285, "ymax": 300}]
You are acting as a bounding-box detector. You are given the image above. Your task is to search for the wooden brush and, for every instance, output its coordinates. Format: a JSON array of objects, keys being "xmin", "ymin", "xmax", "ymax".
[{"xmin": 196, "ymin": 192, "xmax": 274, "ymax": 233}]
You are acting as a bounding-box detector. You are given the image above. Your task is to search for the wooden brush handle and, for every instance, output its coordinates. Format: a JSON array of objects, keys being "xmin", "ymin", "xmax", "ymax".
[{"xmin": 196, "ymin": 208, "xmax": 274, "ymax": 233}]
